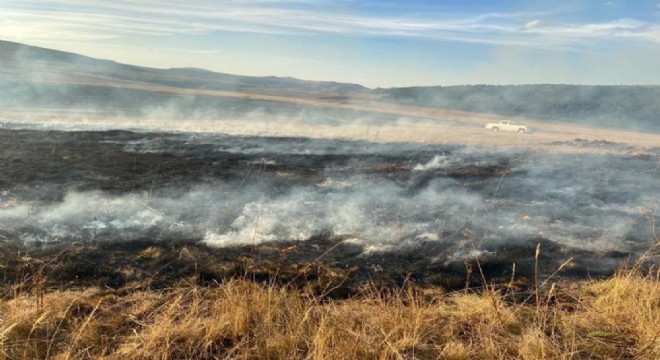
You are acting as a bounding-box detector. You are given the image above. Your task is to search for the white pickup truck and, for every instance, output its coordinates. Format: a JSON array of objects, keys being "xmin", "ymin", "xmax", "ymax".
[{"xmin": 484, "ymin": 120, "xmax": 529, "ymax": 133}]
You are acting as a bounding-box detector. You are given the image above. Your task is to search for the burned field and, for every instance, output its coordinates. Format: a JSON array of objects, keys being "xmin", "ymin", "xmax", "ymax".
[{"xmin": 1, "ymin": 127, "xmax": 659, "ymax": 296}]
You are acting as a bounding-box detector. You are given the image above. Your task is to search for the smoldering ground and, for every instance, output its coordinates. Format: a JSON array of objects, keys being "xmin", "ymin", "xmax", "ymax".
[{"xmin": 1, "ymin": 127, "xmax": 658, "ymax": 291}]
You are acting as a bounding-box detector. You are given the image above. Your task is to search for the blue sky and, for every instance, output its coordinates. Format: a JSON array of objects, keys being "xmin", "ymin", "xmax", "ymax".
[{"xmin": 1, "ymin": 0, "xmax": 659, "ymax": 87}]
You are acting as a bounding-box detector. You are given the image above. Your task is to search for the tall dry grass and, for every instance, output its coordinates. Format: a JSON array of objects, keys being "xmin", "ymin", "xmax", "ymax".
[{"xmin": 0, "ymin": 266, "xmax": 658, "ymax": 360}]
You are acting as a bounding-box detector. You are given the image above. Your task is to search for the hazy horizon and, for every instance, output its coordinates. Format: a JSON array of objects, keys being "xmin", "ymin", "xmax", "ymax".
[{"xmin": 1, "ymin": 0, "xmax": 659, "ymax": 88}]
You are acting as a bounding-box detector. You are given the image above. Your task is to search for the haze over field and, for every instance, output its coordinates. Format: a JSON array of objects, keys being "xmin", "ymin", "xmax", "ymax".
[
  {"xmin": 2, "ymin": 39, "xmax": 660, "ymax": 139},
  {"xmin": 0, "ymin": 1, "xmax": 659, "ymax": 283},
  {"xmin": 1, "ymin": 36, "xmax": 659, "ymax": 278}
]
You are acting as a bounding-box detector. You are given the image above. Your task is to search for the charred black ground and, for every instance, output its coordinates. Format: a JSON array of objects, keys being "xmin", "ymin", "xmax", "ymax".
[{"xmin": 1, "ymin": 127, "xmax": 658, "ymax": 297}]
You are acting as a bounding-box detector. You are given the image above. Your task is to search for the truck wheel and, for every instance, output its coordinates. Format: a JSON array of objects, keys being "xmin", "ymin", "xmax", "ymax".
[
  {"xmin": 517, "ymin": 128, "xmax": 526, "ymax": 133},
  {"xmin": 492, "ymin": 127, "xmax": 499, "ymax": 132}
]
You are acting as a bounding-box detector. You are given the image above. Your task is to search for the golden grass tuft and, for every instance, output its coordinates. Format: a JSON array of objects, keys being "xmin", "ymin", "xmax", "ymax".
[{"xmin": 0, "ymin": 268, "xmax": 658, "ymax": 359}]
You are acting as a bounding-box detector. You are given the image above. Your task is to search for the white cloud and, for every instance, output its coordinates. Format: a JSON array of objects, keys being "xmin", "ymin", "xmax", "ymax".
[
  {"xmin": 521, "ymin": 19, "xmax": 660, "ymax": 43},
  {"xmin": 523, "ymin": 19, "xmax": 542, "ymax": 30}
]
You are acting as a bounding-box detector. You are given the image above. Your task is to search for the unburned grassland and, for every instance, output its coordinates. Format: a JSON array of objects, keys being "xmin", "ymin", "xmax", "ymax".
[{"xmin": 0, "ymin": 265, "xmax": 658, "ymax": 360}]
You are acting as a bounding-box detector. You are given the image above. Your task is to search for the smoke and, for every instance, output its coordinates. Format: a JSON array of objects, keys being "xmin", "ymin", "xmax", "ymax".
[
  {"xmin": 1, "ymin": 39, "xmax": 396, "ymax": 135},
  {"xmin": 378, "ymin": 84, "xmax": 660, "ymax": 134},
  {"xmin": 1, "ymin": 40, "xmax": 659, "ymax": 276},
  {"xmin": 4, "ymin": 39, "xmax": 660, "ymax": 145},
  {"xmin": 413, "ymin": 154, "xmax": 450, "ymax": 171},
  {"xmin": 1, "ymin": 136, "xmax": 657, "ymax": 270}
]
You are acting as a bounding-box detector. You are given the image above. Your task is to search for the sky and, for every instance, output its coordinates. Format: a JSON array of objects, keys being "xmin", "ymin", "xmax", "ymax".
[{"xmin": 1, "ymin": 0, "xmax": 659, "ymax": 87}]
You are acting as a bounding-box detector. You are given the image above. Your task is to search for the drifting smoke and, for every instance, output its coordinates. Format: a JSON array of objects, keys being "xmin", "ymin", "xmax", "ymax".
[
  {"xmin": 378, "ymin": 85, "xmax": 660, "ymax": 134},
  {"xmin": 1, "ymin": 40, "xmax": 659, "ymax": 277},
  {"xmin": 1, "ymin": 133, "xmax": 657, "ymax": 271},
  {"xmin": 1, "ymin": 39, "xmax": 401, "ymax": 134},
  {"xmin": 4, "ymin": 40, "xmax": 660, "ymax": 137},
  {"xmin": 413, "ymin": 154, "xmax": 450, "ymax": 171}
]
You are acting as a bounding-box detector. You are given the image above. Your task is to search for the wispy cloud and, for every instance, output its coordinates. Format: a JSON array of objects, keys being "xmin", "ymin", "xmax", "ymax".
[
  {"xmin": 1, "ymin": 0, "xmax": 658, "ymax": 50},
  {"xmin": 522, "ymin": 19, "xmax": 542, "ymax": 30},
  {"xmin": 520, "ymin": 18, "xmax": 659, "ymax": 43}
]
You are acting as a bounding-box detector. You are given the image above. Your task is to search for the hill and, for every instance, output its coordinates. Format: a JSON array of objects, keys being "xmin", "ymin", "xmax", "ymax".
[
  {"xmin": 1, "ymin": 40, "xmax": 659, "ymax": 133},
  {"xmin": 0, "ymin": 40, "xmax": 373, "ymax": 122},
  {"xmin": 0, "ymin": 40, "xmax": 367, "ymax": 94}
]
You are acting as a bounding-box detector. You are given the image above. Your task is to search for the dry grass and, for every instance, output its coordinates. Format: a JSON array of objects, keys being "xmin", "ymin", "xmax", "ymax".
[{"xmin": 0, "ymin": 267, "xmax": 658, "ymax": 360}]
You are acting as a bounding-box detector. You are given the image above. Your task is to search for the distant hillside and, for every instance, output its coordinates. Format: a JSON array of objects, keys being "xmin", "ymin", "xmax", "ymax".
[
  {"xmin": 378, "ymin": 85, "xmax": 660, "ymax": 133},
  {"xmin": 0, "ymin": 40, "xmax": 367, "ymax": 94},
  {"xmin": 2, "ymin": 40, "xmax": 659, "ymax": 133},
  {"xmin": 0, "ymin": 40, "xmax": 374, "ymax": 122}
]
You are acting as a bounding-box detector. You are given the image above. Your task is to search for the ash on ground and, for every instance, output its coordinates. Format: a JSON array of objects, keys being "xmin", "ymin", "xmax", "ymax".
[{"xmin": 1, "ymin": 128, "xmax": 658, "ymax": 295}]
